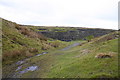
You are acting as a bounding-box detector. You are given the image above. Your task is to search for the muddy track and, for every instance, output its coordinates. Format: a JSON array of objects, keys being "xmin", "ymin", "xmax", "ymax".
[{"xmin": 3, "ymin": 42, "xmax": 81, "ymax": 78}]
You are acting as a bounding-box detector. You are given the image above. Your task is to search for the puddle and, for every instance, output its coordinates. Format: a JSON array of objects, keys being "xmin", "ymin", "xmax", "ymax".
[
  {"xmin": 42, "ymin": 52, "xmax": 48, "ymax": 54},
  {"xmin": 36, "ymin": 54, "xmax": 42, "ymax": 56},
  {"xmin": 14, "ymin": 52, "xmax": 47, "ymax": 77},
  {"xmin": 16, "ymin": 66, "xmax": 22, "ymax": 71},
  {"xmin": 16, "ymin": 61, "xmax": 25, "ymax": 65},
  {"xmin": 36, "ymin": 52, "xmax": 48, "ymax": 56},
  {"xmin": 19, "ymin": 66, "xmax": 38, "ymax": 74}
]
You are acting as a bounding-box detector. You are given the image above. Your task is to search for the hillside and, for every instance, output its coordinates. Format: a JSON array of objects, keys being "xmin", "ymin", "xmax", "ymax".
[
  {"xmin": 2, "ymin": 18, "xmax": 67, "ymax": 65},
  {"xmin": 45, "ymin": 31, "xmax": 119, "ymax": 78},
  {"xmin": 1, "ymin": 18, "xmax": 119, "ymax": 78}
]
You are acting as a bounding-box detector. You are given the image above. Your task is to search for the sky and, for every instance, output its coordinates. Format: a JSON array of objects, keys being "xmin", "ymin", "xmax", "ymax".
[{"xmin": 0, "ymin": 0, "xmax": 119, "ymax": 30}]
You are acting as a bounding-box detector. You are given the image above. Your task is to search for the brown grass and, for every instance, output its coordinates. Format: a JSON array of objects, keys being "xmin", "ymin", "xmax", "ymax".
[
  {"xmin": 3, "ymin": 49, "xmax": 24, "ymax": 61},
  {"xmin": 29, "ymin": 48, "xmax": 38, "ymax": 53},
  {"xmin": 15, "ymin": 25, "xmax": 47, "ymax": 40},
  {"xmin": 3, "ymin": 48, "xmax": 35, "ymax": 61},
  {"xmin": 15, "ymin": 24, "xmax": 21, "ymax": 30},
  {"xmin": 95, "ymin": 53, "xmax": 114, "ymax": 58},
  {"xmin": 50, "ymin": 41, "xmax": 60, "ymax": 48},
  {"xmin": 25, "ymin": 51, "xmax": 34, "ymax": 57},
  {"xmin": 41, "ymin": 44, "xmax": 51, "ymax": 50}
]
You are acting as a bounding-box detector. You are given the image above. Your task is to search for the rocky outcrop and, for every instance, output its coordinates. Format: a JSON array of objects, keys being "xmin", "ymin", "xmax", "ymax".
[{"xmin": 38, "ymin": 28, "xmax": 115, "ymax": 41}]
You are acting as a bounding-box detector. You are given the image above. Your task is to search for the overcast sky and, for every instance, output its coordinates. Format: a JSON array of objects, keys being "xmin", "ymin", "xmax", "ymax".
[{"xmin": 0, "ymin": 0, "xmax": 119, "ymax": 30}]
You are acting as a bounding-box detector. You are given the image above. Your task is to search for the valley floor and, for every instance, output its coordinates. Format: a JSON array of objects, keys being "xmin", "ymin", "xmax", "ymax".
[{"xmin": 2, "ymin": 38, "xmax": 118, "ymax": 78}]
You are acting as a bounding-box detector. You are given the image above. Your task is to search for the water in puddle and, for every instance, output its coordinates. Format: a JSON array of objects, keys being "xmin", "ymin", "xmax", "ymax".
[
  {"xmin": 16, "ymin": 61, "xmax": 25, "ymax": 65},
  {"xmin": 36, "ymin": 54, "xmax": 42, "ymax": 56},
  {"xmin": 19, "ymin": 66, "xmax": 38, "ymax": 74},
  {"xmin": 42, "ymin": 52, "xmax": 48, "ymax": 54},
  {"xmin": 14, "ymin": 52, "xmax": 47, "ymax": 77},
  {"xmin": 36, "ymin": 52, "xmax": 48, "ymax": 56},
  {"xmin": 16, "ymin": 66, "xmax": 22, "ymax": 71}
]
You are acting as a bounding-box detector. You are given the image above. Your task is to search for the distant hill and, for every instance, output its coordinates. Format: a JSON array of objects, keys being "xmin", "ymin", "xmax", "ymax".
[{"xmin": 20, "ymin": 25, "xmax": 116, "ymax": 41}]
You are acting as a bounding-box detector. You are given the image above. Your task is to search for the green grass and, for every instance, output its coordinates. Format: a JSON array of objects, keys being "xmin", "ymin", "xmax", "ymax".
[
  {"xmin": 3, "ymin": 30, "xmax": 118, "ymax": 78},
  {"xmin": 45, "ymin": 39, "xmax": 118, "ymax": 78},
  {"xmin": 2, "ymin": 18, "xmax": 118, "ymax": 78},
  {"xmin": 10, "ymin": 37, "xmax": 118, "ymax": 78},
  {"xmin": 2, "ymin": 19, "xmax": 69, "ymax": 65}
]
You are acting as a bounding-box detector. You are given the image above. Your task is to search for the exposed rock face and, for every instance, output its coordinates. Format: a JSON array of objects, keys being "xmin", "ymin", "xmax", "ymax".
[{"xmin": 38, "ymin": 28, "xmax": 115, "ymax": 41}]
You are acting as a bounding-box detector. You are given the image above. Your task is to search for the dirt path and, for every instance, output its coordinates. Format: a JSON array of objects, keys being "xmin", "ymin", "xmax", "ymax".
[{"xmin": 60, "ymin": 42, "xmax": 81, "ymax": 51}]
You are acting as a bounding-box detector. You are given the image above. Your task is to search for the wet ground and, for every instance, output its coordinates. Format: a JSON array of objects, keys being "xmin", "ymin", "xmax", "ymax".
[
  {"xmin": 6, "ymin": 42, "xmax": 81, "ymax": 78},
  {"xmin": 19, "ymin": 66, "xmax": 38, "ymax": 74}
]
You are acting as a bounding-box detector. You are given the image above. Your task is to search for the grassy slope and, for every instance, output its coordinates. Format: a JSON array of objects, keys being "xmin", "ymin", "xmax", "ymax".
[
  {"xmin": 47, "ymin": 39, "xmax": 118, "ymax": 78},
  {"xmin": 2, "ymin": 18, "xmax": 118, "ymax": 78},
  {"xmin": 46, "ymin": 32, "xmax": 118, "ymax": 78},
  {"xmin": 19, "ymin": 31, "xmax": 119, "ymax": 78},
  {"xmin": 2, "ymin": 19, "xmax": 68, "ymax": 65}
]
